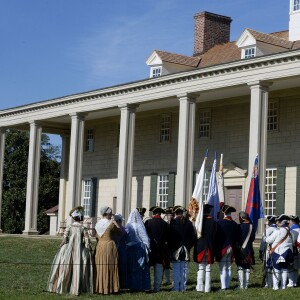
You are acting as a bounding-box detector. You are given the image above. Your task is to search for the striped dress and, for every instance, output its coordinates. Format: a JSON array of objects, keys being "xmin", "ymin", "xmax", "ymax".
[{"xmin": 47, "ymin": 222, "xmax": 93, "ymax": 295}]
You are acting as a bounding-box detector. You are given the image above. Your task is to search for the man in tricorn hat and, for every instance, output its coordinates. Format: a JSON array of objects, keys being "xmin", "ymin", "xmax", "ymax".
[
  {"xmin": 287, "ymin": 215, "xmax": 300, "ymax": 287},
  {"xmin": 266, "ymin": 214, "xmax": 294, "ymax": 290},
  {"xmin": 194, "ymin": 204, "xmax": 217, "ymax": 293},
  {"xmin": 145, "ymin": 206, "xmax": 169, "ymax": 292},
  {"xmin": 216, "ymin": 204, "xmax": 240, "ymax": 291},
  {"xmin": 168, "ymin": 206, "xmax": 196, "ymax": 291},
  {"xmin": 235, "ymin": 211, "xmax": 256, "ymax": 289},
  {"xmin": 260, "ymin": 215, "xmax": 277, "ymax": 288}
]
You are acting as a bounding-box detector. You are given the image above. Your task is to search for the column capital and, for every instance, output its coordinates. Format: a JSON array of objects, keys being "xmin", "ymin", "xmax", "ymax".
[
  {"xmin": 177, "ymin": 93, "xmax": 198, "ymax": 103},
  {"xmin": 69, "ymin": 112, "xmax": 88, "ymax": 120},
  {"xmin": 118, "ymin": 104, "xmax": 139, "ymax": 111},
  {"xmin": 247, "ymin": 80, "xmax": 273, "ymax": 91},
  {"xmin": 28, "ymin": 120, "xmax": 42, "ymax": 127}
]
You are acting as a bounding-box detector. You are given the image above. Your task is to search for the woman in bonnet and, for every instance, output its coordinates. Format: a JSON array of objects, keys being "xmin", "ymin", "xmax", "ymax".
[
  {"xmin": 47, "ymin": 206, "xmax": 93, "ymax": 295},
  {"xmin": 94, "ymin": 206, "xmax": 122, "ymax": 294}
]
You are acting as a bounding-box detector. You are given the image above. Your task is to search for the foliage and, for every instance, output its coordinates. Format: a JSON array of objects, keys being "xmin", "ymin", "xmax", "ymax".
[
  {"xmin": 0, "ymin": 237, "xmax": 299, "ymax": 299},
  {"xmin": 1, "ymin": 129, "xmax": 60, "ymax": 234}
]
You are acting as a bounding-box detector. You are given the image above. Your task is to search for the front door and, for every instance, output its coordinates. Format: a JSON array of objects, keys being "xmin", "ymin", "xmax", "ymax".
[{"xmin": 225, "ymin": 186, "xmax": 243, "ymax": 222}]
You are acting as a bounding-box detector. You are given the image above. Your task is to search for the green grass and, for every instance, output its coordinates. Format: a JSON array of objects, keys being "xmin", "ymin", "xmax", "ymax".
[{"xmin": 0, "ymin": 236, "xmax": 299, "ymax": 299}]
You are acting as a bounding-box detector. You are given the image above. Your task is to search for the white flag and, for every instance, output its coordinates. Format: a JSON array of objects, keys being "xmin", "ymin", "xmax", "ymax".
[
  {"xmin": 218, "ymin": 153, "xmax": 225, "ymax": 204},
  {"xmin": 192, "ymin": 156, "xmax": 207, "ymax": 238}
]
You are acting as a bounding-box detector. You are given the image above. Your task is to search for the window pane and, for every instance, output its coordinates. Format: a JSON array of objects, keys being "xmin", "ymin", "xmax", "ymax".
[
  {"xmin": 83, "ymin": 180, "xmax": 92, "ymax": 217},
  {"xmin": 158, "ymin": 175, "xmax": 169, "ymax": 209},
  {"xmin": 265, "ymin": 168, "xmax": 277, "ymax": 216}
]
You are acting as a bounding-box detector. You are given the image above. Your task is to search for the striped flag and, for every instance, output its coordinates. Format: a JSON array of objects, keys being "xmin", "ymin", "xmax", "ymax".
[
  {"xmin": 207, "ymin": 156, "xmax": 220, "ymax": 221},
  {"xmin": 245, "ymin": 155, "xmax": 265, "ymax": 230},
  {"xmin": 192, "ymin": 153, "xmax": 207, "ymax": 238}
]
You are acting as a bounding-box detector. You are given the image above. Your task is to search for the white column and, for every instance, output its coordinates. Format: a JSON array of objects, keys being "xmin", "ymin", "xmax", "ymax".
[
  {"xmin": 58, "ymin": 134, "xmax": 70, "ymax": 226},
  {"xmin": 66, "ymin": 114, "xmax": 85, "ymax": 218},
  {"xmin": 23, "ymin": 122, "xmax": 42, "ymax": 235},
  {"xmin": 117, "ymin": 104, "xmax": 137, "ymax": 220},
  {"xmin": 247, "ymin": 81, "xmax": 271, "ymax": 201},
  {"xmin": 176, "ymin": 94, "xmax": 196, "ymax": 207},
  {"xmin": 0, "ymin": 129, "xmax": 6, "ymax": 233}
]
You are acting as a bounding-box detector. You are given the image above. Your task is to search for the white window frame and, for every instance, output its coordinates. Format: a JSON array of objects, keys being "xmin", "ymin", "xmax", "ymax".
[
  {"xmin": 82, "ymin": 179, "xmax": 92, "ymax": 217},
  {"xmin": 294, "ymin": 0, "xmax": 300, "ymax": 11},
  {"xmin": 160, "ymin": 113, "xmax": 171, "ymax": 143},
  {"xmin": 199, "ymin": 109, "xmax": 211, "ymax": 138},
  {"xmin": 267, "ymin": 100, "xmax": 279, "ymax": 132},
  {"xmin": 265, "ymin": 168, "xmax": 277, "ymax": 216},
  {"xmin": 150, "ymin": 66, "xmax": 162, "ymax": 78},
  {"xmin": 157, "ymin": 174, "xmax": 169, "ymax": 209},
  {"xmin": 86, "ymin": 129, "xmax": 94, "ymax": 152},
  {"xmin": 244, "ymin": 47, "xmax": 256, "ymax": 59}
]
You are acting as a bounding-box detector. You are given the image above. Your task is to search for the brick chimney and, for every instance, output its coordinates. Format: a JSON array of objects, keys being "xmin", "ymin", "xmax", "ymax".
[{"xmin": 194, "ymin": 11, "xmax": 232, "ymax": 56}]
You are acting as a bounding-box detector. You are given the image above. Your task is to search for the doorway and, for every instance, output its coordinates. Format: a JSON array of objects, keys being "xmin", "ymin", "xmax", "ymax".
[{"xmin": 224, "ymin": 186, "xmax": 243, "ymax": 222}]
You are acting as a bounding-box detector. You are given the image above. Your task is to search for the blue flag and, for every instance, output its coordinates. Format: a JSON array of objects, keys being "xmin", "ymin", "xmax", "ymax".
[
  {"xmin": 207, "ymin": 158, "xmax": 220, "ymax": 221},
  {"xmin": 245, "ymin": 155, "xmax": 264, "ymax": 230}
]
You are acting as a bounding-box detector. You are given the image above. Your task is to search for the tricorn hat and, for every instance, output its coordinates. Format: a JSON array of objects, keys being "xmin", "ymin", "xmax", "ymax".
[
  {"xmin": 165, "ymin": 207, "xmax": 174, "ymax": 214},
  {"xmin": 136, "ymin": 207, "xmax": 146, "ymax": 214},
  {"xmin": 289, "ymin": 215, "xmax": 299, "ymax": 223},
  {"xmin": 173, "ymin": 205, "xmax": 186, "ymax": 214},
  {"xmin": 150, "ymin": 206, "xmax": 165, "ymax": 214},
  {"xmin": 221, "ymin": 204, "xmax": 236, "ymax": 214},
  {"xmin": 203, "ymin": 204, "xmax": 213, "ymax": 214},
  {"xmin": 266, "ymin": 215, "xmax": 277, "ymax": 223},
  {"xmin": 276, "ymin": 214, "xmax": 290, "ymax": 222}
]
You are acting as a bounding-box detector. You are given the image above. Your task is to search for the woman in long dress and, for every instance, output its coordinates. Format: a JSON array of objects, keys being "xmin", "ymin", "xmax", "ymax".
[
  {"xmin": 47, "ymin": 206, "xmax": 93, "ymax": 295},
  {"xmin": 94, "ymin": 206, "xmax": 122, "ymax": 294},
  {"xmin": 126, "ymin": 208, "xmax": 151, "ymax": 291}
]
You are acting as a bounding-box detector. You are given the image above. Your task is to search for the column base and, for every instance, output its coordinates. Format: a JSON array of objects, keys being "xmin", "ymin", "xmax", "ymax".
[{"xmin": 22, "ymin": 230, "xmax": 39, "ymax": 235}]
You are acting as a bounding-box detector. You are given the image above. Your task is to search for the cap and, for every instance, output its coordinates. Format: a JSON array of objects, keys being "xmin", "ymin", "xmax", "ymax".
[
  {"xmin": 136, "ymin": 207, "xmax": 146, "ymax": 214},
  {"xmin": 114, "ymin": 214, "xmax": 124, "ymax": 222},
  {"xmin": 100, "ymin": 206, "xmax": 113, "ymax": 216},
  {"xmin": 221, "ymin": 204, "xmax": 236, "ymax": 214},
  {"xmin": 276, "ymin": 214, "xmax": 290, "ymax": 222}
]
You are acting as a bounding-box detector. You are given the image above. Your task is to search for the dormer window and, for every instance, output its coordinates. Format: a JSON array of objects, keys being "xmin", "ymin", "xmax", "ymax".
[
  {"xmin": 244, "ymin": 47, "xmax": 256, "ymax": 58},
  {"xmin": 293, "ymin": 0, "xmax": 300, "ymax": 11},
  {"xmin": 150, "ymin": 67, "xmax": 162, "ymax": 78}
]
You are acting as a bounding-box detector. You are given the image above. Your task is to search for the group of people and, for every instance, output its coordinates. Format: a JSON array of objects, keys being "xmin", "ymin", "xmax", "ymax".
[
  {"xmin": 46, "ymin": 203, "xmax": 300, "ymax": 296},
  {"xmin": 260, "ymin": 214, "xmax": 300, "ymax": 290}
]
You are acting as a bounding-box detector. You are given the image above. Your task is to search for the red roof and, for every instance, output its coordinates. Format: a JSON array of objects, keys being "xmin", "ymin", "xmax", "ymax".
[{"xmin": 45, "ymin": 204, "xmax": 58, "ymax": 214}]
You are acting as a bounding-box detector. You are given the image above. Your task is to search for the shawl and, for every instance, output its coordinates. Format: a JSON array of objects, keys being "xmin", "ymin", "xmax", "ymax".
[
  {"xmin": 95, "ymin": 219, "xmax": 111, "ymax": 237},
  {"xmin": 126, "ymin": 209, "xmax": 150, "ymax": 248}
]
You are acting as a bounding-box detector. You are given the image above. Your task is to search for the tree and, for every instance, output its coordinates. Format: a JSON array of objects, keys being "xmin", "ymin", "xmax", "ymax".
[{"xmin": 2, "ymin": 129, "xmax": 61, "ymax": 234}]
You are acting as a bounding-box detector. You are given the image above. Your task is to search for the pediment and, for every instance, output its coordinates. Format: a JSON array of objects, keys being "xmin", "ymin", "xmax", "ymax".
[
  {"xmin": 146, "ymin": 51, "xmax": 163, "ymax": 66},
  {"xmin": 223, "ymin": 162, "xmax": 248, "ymax": 178},
  {"xmin": 236, "ymin": 29, "xmax": 256, "ymax": 48}
]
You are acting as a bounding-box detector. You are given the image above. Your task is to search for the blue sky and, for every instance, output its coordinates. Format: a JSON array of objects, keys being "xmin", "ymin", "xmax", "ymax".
[{"xmin": 0, "ymin": 0, "xmax": 290, "ymax": 111}]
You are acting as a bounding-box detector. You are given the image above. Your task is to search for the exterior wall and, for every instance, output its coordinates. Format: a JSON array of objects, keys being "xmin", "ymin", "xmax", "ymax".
[
  {"xmin": 285, "ymin": 166, "xmax": 297, "ymax": 214},
  {"xmin": 79, "ymin": 89, "xmax": 300, "ymax": 218}
]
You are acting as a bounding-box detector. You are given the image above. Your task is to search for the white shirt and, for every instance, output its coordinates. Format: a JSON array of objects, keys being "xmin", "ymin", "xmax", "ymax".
[{"xmin": 266, "ymin": 226, "xmax": 293, "ymax": 255}]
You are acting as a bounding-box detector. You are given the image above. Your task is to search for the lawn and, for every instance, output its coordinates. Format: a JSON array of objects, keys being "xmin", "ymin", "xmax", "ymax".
[{"xmin": 0, "ymin": 235, "xmax": 299, "ymax": 299}]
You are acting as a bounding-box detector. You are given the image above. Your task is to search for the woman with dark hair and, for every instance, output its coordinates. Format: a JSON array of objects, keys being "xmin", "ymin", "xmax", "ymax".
[
  {"xmin": 47, "ymin": 206, "xmax": 93, "ymax": 295},
  {"xmin": 94, "ymin": 206, "xmax": 122, "ymax": 294}
]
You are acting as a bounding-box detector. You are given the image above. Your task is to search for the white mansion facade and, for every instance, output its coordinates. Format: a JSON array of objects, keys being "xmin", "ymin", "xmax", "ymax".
[{"xmin": 1, "ymin": 1, "xmax": 300, "ymax": 234}]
